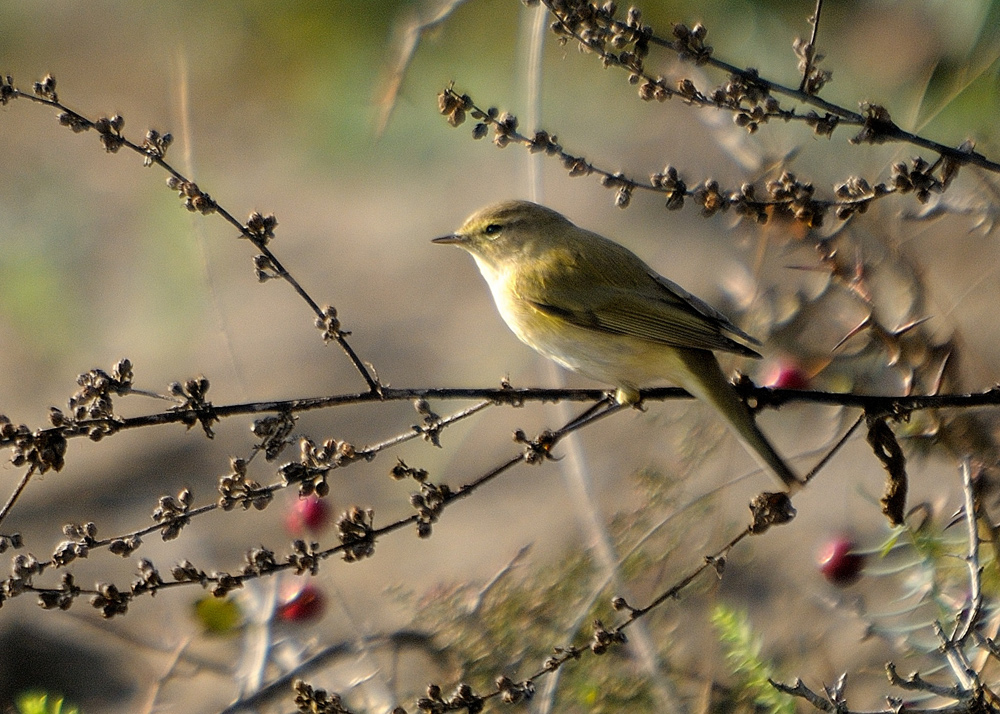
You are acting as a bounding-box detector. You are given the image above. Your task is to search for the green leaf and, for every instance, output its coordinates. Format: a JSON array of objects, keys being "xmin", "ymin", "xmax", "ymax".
[
  {"xmin": 711, "ymin": 604, "xmax": 796, "ymax": 714},
  {"xmin": 16, "ymin": 691, "xmax": 80, "ymax": 714},
  {"xmin": 194, "ymin": 594, "xmax": 244, "ymax": 634}
]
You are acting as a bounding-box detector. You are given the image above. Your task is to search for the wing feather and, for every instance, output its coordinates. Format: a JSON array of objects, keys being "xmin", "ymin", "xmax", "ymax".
[{"xmin": 516, "ymin": 238, "xmax": 761, "ymax": 358}]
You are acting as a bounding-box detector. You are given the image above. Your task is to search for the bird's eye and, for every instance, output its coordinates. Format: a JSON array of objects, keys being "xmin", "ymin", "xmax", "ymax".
[{"xmin": 484, "ymin": 223, "xmax": 503, "ymax": 236}]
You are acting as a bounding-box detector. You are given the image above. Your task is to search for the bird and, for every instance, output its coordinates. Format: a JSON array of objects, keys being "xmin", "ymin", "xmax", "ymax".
[{"xmin": 433, "ymin": 199, "xmax": 802, "ymax": 492}]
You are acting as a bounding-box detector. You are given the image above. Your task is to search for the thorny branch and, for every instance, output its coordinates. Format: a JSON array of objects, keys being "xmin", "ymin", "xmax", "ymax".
[
  {"xmin": 936, "ymin": 459, "xmax": 985, "ymax": 692},
  {"xmin": 772, "ymin": 462, "xmax": 1000, "ymax": 714}
]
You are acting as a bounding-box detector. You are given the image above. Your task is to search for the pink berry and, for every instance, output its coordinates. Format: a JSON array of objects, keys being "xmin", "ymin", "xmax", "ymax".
[
  {"xmin": 764, "ymin": 360, "xmax": 811, "ymax": 390},
  {"xmin": 277, "ymin": 584, "xmax": 325, "ymax": 622},
  {"xmin": 285, "ymin": 495, "xmax": 331, "ymax": 535},
  {"xmin": 817, "ymin": 536, "xmax": 864, "ymax": 586}
]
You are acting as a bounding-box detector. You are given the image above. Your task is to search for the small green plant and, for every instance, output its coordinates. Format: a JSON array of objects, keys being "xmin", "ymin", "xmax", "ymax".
[{"xmin": 711, "ymin": 604, "xmax": 795, "ymax": 714}]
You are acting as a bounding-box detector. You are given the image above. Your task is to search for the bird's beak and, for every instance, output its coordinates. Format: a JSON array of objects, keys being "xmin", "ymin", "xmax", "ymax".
[{"xmin": 431, "ymin": 233, "xmax": 466, "ymax": 245}]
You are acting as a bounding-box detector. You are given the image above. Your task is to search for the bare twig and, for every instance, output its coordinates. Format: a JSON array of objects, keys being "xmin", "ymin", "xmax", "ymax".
[
  {"xmin": 1, "ymin": 77, "xmax": 381, "ymax": 394},
  {"xmin": 797, "ymin": 0, "xmax": 825, "ymax": 93},
  {"xmin": 0, "ymin": 464, "xmax": 36, "ymax": 529}
]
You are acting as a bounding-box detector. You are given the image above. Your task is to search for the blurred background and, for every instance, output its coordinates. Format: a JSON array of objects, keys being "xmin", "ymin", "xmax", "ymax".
[{"xmin": 1, "ymin": 1, "xmax": 1000, "ymax": 712}]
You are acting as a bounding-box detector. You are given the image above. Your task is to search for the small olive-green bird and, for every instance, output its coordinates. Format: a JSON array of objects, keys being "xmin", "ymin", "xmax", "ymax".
[{"xmin": 434, "ymin": 200, "xmax": 802, "ymax": 492}]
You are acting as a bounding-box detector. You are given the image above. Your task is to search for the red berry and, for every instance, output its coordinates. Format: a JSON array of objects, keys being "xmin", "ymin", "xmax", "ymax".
[
  {"xmin": 277, "ymin": 583, "xmax": 325, "ymax": 622},
  {"xmin": 285, "ymin": 495, "xmax": 331, "ymax": 535},
  {"xmin": 817, "ymin": 536, "xmax": 864, "ymax": 586},
  {"xmin": 764, "ymin": 360, "xmax": 811, "ymax": 390}
]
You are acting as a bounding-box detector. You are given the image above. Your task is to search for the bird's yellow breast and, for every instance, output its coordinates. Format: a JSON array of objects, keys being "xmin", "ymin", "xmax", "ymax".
[{"xmin": 476, "ymin": 253, "xmax": 691, "ymax": 396}]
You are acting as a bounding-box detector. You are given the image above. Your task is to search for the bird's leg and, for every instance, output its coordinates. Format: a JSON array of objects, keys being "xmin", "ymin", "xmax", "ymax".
[{"xmin": 562, "ymin": 393, "xmax": 619, "ymax": 432}]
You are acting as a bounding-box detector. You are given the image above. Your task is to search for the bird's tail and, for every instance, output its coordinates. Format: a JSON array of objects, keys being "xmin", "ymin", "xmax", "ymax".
[{"xmin": 675, "ymin": 350, "xmax": 803, "ymax": 493}]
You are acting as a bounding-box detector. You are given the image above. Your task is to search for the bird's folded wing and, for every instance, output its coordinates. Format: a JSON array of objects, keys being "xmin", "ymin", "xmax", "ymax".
[
  {"xmin": 650, "ymin": 272, "xmax": 761, "ymax": 346},
  {"xmin": 520, "ymin": 277, "xmax": 761, "ymax": 358}
]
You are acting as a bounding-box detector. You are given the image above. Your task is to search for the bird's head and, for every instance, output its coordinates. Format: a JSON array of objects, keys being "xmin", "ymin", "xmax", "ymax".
[{"xmin": 432, "ymin": 200, "xmax": 572, "ymax": 270}]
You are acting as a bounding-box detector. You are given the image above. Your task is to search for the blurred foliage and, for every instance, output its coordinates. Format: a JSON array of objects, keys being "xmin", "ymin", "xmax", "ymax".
[
  {"xmin": 388, "ymin": 465, "xmax": 724, "ymax": 712},
  {"xmin": 15, "ymin": 692, "xmax": 79, "ymax": 714},
  {"xmin": 193, "ymin": 594, "xmax": 244, "ymax": 635},
  {"xmin": 711, "ymin": 604, "xmax": 796, "ymax": 714},
  {"xmin": 916, "ymin": 0, "xmax": 1000, "ymax": 137}
]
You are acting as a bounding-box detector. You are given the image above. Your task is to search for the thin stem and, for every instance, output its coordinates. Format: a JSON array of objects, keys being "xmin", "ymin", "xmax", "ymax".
[
  {"xmin": 0, "ymin": 464, "xmax": 35, "ymax": 529},
  {"xmin": 951, "ymin": 458, "xmax": 983, "ymax": 646},
  {"xmin": 802, "ymin": 412, "xmax": 864, "ymax": 484},
  {"xmin": 7, "ymin": 384, "xmax": 1000, "ymax": 452},
  {"xmin": 621, "ymin": 526, "xmax": 751, "ymax": 623},
  {"xmin": 798, "ymin": 0, "xmax": 825, "ymax": 93},
  {"xmin": 541, "ymin": 1, "xmax": 1000, "ymax": 174},
  {"xmin": 9, "ymin": 86, "xmax": 381, "ymax": 394}
]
